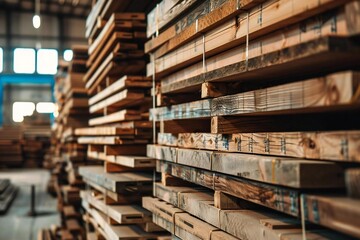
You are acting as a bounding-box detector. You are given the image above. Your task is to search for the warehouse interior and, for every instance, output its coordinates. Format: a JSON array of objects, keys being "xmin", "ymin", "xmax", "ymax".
[{"xmin": 0, "ymin": 0, "xmax": 359, "ymax": 240}]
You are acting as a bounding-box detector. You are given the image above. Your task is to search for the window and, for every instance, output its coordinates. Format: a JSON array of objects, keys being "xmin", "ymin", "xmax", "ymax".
[
  {"xmin": 36, "ymin": 102, "xmax": 55, "ymax": 113},
  {"xmin": 13, "ymin": 48, "xmax": 36, "ymax": 74},
  {"xmin": 12, "ymin": 102, "xmax": 35, "ymax": 122},
  {"xmin": 37, "ymin": 49, "xmax": 58, "ymax": 74},
  {"xmin": 63, "ymin": 49, "xmax": 73, "ymax": 62},
  {"xmin": 0, "ymin": 48, "xmax": 3, "ymax": 73}
]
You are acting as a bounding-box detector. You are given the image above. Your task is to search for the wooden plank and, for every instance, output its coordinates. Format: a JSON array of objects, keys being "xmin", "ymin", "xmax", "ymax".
[
  {"xmin": 89, "ymin": 110, "xmax": 142, "ymax": 126},
  {"xmin": 152, "ymin": 71, "xmax": 360, "ymax": 121},
  {"xmin": 75, "ymin": 126, "xmax": 134, "ymax": 136},
  {"xmin": 147, "ymin": 144, "xmax": 177, "ymax": 163},
  {"xmin": 174, "ymin": 212, "xmax": 218, "ymax": 240},
  {"xmin": 303, "ymin": 194, "xmax": 360, "ymax": 238},
  {"xmin": 211, "ymin": 106, "xmax": 360, "ymax": 134},
  {"xmin": 79, "ymin": 166, "xmax": 153, "ymax": 193},
  {"xmin": 346, "ymin": 169, "xmax": 360, "ymax": 198},
  {"xmin": 210, "ymin": 152, "xmax": 344, "ymax": 188},
  {"xmin": 211, "ymin": 71, "xmax": 359, "ymax": 116},
  {"xmin": 166, "ymin": 130, "xmax": 360, "ymax": 162},
  {"xmin": 107, "ymin": 156, "xmax": 156, "ymax": 169},
  {"xmin": 150, "ymin": 144, "xmax": 345, "ymax": 188},
  {"xmin": 153, "ymin": 0, "xmax": 354, "ymax": 77},
  {"xmin": 78, "ymin": 136, "xmax": 148, "ymax": 145},
  {"xmin": 89, "ymin": 89, "xmax": 147, "ymax": 114},
  {"xmin": 89, "ymin": 75, "xmax": 151, "ymax": 105}
]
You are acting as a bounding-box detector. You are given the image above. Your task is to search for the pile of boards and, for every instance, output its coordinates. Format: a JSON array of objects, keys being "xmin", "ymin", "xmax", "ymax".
[
  {"xmin": 0, "ymin": 126, "xmax": 23, "ymax": 167},
  {"xmin": 50, "ymin": 46, "xmax": 101, "ymax": 240},
  {"xmin": 21, "ymin": 124, "xmax": 51, "ymax": 168},
  {"xmin": 143, "ymin": 0, "xmax": 360, "ymax": 239},
  {"xmin": 0, "ymin": 179, "xmax": 17, "ymax": 214},
  {"xmin": 77, "ymin": 1, "xmax": 172, "ymax": 239}
]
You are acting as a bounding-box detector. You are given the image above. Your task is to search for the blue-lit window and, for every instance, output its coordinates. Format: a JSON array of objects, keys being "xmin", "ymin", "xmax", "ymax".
[
  {"xmin": 14, "ymin": 48, "xmax": 36, "ymax": 74},
  {"xmin": 0, "ymin": 48, "xmax": 3, "ymax": 73},
  {"xmin": 37, "ymin": 49, "xmax": 58, "ymax": 74}
]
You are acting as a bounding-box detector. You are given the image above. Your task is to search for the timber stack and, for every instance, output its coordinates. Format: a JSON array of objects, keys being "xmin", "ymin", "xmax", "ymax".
[
  {"xmin": 51, "ymin": 45, "xmax": 98, "ymax": 240},
  {"xmin": 0, "ymin": 126, "xmax": 23, "ymax": 167},
  {"xmin": 21, "ymin": 121, "xmax": 51, "ymax": 168},
  {"xmin": 144, "ymin": 0, "xmax": 360, "ymax": 239},
  {"xmin": 77, "ymin": 1, "xmax": 170, "ymax": 239}
]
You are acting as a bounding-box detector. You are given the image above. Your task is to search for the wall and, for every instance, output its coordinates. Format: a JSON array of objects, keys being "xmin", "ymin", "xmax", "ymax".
[
  {"xmin": 0, "ymin": 75, "xmax": 54, "ymax": 126},
  {"xmin": 0, "ymin": 9, "xmax": 86, "ymax": 72}
]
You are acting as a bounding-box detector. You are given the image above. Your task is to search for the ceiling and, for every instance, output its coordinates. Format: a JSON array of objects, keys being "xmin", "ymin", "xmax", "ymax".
[{"xmin": 0, "ymin": 0, "xmax": 92, "ymax": 18}]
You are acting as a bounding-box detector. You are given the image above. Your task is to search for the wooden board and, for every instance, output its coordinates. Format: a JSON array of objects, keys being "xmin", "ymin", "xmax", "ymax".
[
  {"xmin": 89, "ymin": 110, "xmax": 142, "ymax": 126},
  {"xmin": 79, "ymin": 166, "xmax": 153, "ymax": 193},
  {"xmin": 303, "ymin": 194, "xmax": 360, "ymax": 238},
  {"xmin": 89, "ymin": 75, "xmax": 151, "ymax": 105},
  {"xmin": 149, "ymin": 144, "xmax": 345, "ymax": 188},
  {"xmin": 151, "ymin": 71, "xmax": 360, "ymax": 121},
  {"xmin": 75, "ymin": 126, "xmax": 134, "ymax": 136},
  {"xmin": 78, "ymin": 136, "xmax": 149, "ymax": 145},
  {"xmin": 157, "ymin": 130, "xmax": 360, "ymax": 162},
  {"xmin": 89, "ymin": 89, "xmax": 147, "ymax": 114}
]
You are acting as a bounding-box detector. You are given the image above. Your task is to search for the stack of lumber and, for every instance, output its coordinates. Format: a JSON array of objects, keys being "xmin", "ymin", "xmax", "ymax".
[
  {"xmin": 21, "ymin": 124, "xmax": 51, "ymax": 168},
  {"xmin": 77, "ymin": 2, "xmax": 171, "ymax": 239},
  {"xmin": 0, "ymin": 126, "xmax": 23, "ymax": 167},
  {"xmin": 0, "ymin": 179, "xmax": 18, "ymax": 214},
  {"xmin": 85, "ymin": 0, "xmax": 159, "ymax": 46},
  {"xmin": 37, "ymin": 224, "xmax": 82, "ymax": 240},
  {"xmin": 143, "ymin": 0, "xmax": 360, "ymax": 239},
  {"xmin": 51, "ymin": 46, "xmax": 101, "ymax": 240}
]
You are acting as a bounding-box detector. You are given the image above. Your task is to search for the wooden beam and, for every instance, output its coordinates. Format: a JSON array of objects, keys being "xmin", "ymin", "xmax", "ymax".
[
  {"xmin": 89, "ymin": 75, "xmax": 151, "ymax": 105},
  {"xmin": 165, "ymin": 131, "xmax": 360, "ymax": 162},
  {"xmin": 152, "ymin": 145, "xmax": 345, "ymax": 188},
  {"xmin": 346, "ymin": 169, "xmax": 360, "ymax": 198},
  {"xmin": 303, "ymin": 194, "xmax": 360, "ymax": 239},
  {"xmin": 89, "ymin": 110, "xmax": 141, "ymax": 126},
  {"xmin": 153, "ymin": 71, "xmax": 360, "ymax": 121}
]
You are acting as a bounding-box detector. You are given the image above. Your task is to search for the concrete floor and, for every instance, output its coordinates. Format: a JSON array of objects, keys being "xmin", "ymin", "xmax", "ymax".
[{"xmin": 0, "ymin": 169, "xmax": 60, "ymax": 240}]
